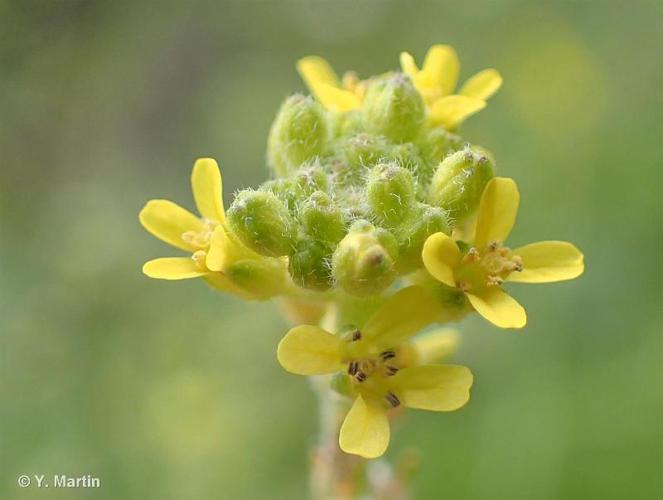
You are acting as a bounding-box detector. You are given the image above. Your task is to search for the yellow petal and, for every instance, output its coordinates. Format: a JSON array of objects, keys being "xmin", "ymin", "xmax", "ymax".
[
  {"xmin": 277, "ymin": 325, "xmax": 342, "ymax": 375},
  {"xmin": 422, "ymin": 232, "xmax": 460, "ymax": 287},
  {"xmin": 411, "ymin": 329, "xmax": 459, "ymax": 364},
  {"xmin": 296, "ymin": 56, "xmax": 361, "ymax": 112},
  {"xmin": 459, "ymin": 69, "xmax": 503, "ymax": 101},
  {"xmin": 191, "ymin": 158, "xmax": 225, "ymax": 222},
  {"xmin": 205, "ymin": 225, "xmax": 228, "ymax": 272},
  {"xmin": 399, "ymin": 51, "xmax": 419, "ymax": 79},
  {"xmin": 363, "ymin": 286, "xmax": 440, "ymax": 349},
  {"xmin": 429, "ymin": 95, "xmax": 486, "ymax": 130},
  {"xmin": 314, "ymin": 83, "xmax": 362, "ymax": 112},
  {"xmin": 339, "ymin": 395, "xmax": 390, "ymax": 459},
  {"xmin": 474, "ymin": 177, "xmax": 519, "ymax": 248},
  {"xmin": 139, "ymin": 200, "xmax": 203, "ymax": 252},
  {"xmin": 508, "ymin": 241, "xmax": 584, "ymax": 283},
  {"xmin": 142, "ymin": 257, "xmax": 208, "ymax": 280},
  {"xmin": 420, "ymin": 44, "xmax": 460, "ymax": 96},
  {"xmin": 466, "ymin": 287, "xmax": 526, "ymax": 329},
  {"xmin": 392, "ymin": 365, "xmax": 473, "ymax": 411},
  {"xmin": 297, "ymin": 56, "xmax": 340, "ymax": 89}
]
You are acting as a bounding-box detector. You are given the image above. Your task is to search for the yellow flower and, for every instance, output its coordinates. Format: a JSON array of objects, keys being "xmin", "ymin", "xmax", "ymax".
[
  {"xmin": 422, "ymin": 177, "xmax": 584, "ymax": 329},
  {"xmin": 296, "ymin": 56, "xmax": 365, "ymax": 113},
  {"xmin": 400, "ymin": 44, "xmax": 503, "ymax": 130},
  {"xmin": 277, "ymin": 286, "xmax": 473, "ymax": 458},
  {"xmin": 139, "ymin": 158, "xmax": 252, "ymax": 297}
]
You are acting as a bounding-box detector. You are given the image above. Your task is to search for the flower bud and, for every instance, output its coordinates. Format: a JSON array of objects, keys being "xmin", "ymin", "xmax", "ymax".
[
  {"xmin": 267, "ymin": 94, "xmax": 329, "ymax": 176},
  {"xmin": 227, "ymin": 190, "xmax": 295, "ymax": 257},
  {"xmin": 366, "ymin": 162, "xmax": 415, "ymax": 226},
  {"xmin": 394, "ymin": 204, "xmax": 451, "ymax": 273},
  {"xmin": 428, "ymin": 147, "xmax": 494, "ymax": 226},
  {"xmin": 331, "ymin": 221, "xmax": 399, "ymax": 297},
  {"xmin": 361, "ymin": 74, "xmax": 425, "ymax": 143},
  {"xmin": 339, "ymin": 133, "xmax": 388, "ymax": 170},
  {"xmin": 224, "ymin": 257, "xmax": 291, "ymax": 300},
  {"xmin": 417, "ymin": 127, "xmax": 463, "ymax": 167},
  {"xmin": 288, "ymin": 239, "xmax": 334, "ymax": 291},
  {"xmin": 300, "ymin": 191, "xmax": 345, "ymax": 243}
]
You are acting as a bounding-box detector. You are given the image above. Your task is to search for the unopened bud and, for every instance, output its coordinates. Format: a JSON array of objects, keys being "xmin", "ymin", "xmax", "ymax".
[
  {"xmin": 361, "ymin": 74, "xmax": 425, "ymax": 143},
  {"xmin": 331, "ymin": 221, "xmax": 399, "ymax": 297},
  {"xmin": 417, "ymin": 127, "xmax": 463, "ymax": 168},
  {"xmin": 429, "ymin": 147, "xmax": 494, "ymax": 226},
  {"xmin": 224, "ymin": 258, "xmax": 291, "ymax": 300},
  {"xmin": 394, "ymin": 205, "xmax": 451, "ymax": 273},
  {"xmin": 267, "ymin": 94, "xmax": 329, "ymax": 176},
  {"xmin": 227, "ymin": 190, "xmax": 295, "ymax": 257},
  {"xmin": 300, "ymin": 191, "xmax": 345, "ymax": 243},
  {"xmin": 366, "ymin": 163, "xmax": 415, "ymax": 226},
  {"xmin": 288, "ymin": 239, "xmax": 334, "ymax": 291}
]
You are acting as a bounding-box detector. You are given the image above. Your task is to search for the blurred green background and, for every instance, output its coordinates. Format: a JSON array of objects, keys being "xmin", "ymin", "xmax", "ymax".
[{"xmin": 2, "ymin": 1, "xmax": 663, "ymax": 498}]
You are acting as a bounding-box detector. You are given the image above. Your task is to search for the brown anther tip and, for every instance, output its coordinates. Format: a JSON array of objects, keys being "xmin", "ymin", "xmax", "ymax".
[
  {"xmin": 355, "ymin": 372, "xmax": 367, "ymax": 382},
  {"xmin": 380, "ymin": 350, "xmax": 396, "ymax": 361},
  {"xmin": 386, "ymin": 392, "xmax": 401, "ymax": 408},
  {"xmin": 351, "ymin": 329, "xmax": 362, "ymax": 341},
  {"xmin": 386, "ymin": 366, "xmax": 399, "ymax": 376}
]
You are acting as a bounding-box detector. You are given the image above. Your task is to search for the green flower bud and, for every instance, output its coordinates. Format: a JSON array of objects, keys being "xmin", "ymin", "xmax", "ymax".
[
  {"xmin": 417, "ymin": 127, "xmax": 463, "ymax": 167},
  {"xmin": 340, "ymin": 133, "xmax": 388, "ymax": 170},
  {"xmin": 300, "ymin": 191, "xmax": 345, "ymax": 243},
  {"xmin": 331, "ymin": 221, "xmax": 398, "ymax": 297},
  {"xmin": 387, "ymin": 142, "xmax": 423, "ymax": 172},
  {"xmin": 429, "ymin": 147, "xmax": 494, "ymax": 226},
  {"xmin": 267, "ymin": 94, "xmax": 328, "ymax": 176},
  {"xmin": 366, "ymin": 162, "xmax": 415, "ymax": 226},
  {"xmin": 394, "ymin": 204, "xmax": 451, "ymax": 273},
  {"xmin": 225, "ymin": 258, "xmax": 290, "ymax": 300},
  {"xmin": 227, "ymin": 190, "xmax": 295, "ymax": 257},
  {"xmin": 361, "ymin": 73, "xmax": 425, "ymax": 143},
  {"xmin": 288, "ymin": 239, "xmax": 334, "ymax": 291}
]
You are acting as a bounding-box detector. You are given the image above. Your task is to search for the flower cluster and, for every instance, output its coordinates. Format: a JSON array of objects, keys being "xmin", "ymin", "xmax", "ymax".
[{"xmin": 139, "ymin": 45, "xmax": 584, "ymax": 459}]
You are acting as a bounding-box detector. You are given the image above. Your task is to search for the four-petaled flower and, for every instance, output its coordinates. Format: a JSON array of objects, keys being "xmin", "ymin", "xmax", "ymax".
[
  {"xmin": 400, "ymin": 44, "xmax": 502, "ymax": 130},
  {"xmin": 139, "ymin": 158, "xmax": 252, "ymax": 297},
  {"xmin": 277, "ymin": 286, "xmax": 473, "ymax": 458},
  {"xmin": 422, "ymin": 177, "xmax": 584, "ymax": 329}
]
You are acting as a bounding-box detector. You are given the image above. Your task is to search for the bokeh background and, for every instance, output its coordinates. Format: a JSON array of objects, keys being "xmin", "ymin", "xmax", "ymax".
[{"xmin": 2, "ymin": 1, "xmax": 663, "ymax": 498}]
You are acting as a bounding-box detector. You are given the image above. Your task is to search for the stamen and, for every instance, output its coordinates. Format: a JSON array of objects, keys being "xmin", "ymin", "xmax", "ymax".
[
  {"xmin": 380, "ymin": 350, "xmax": 396, "ymax": 361},
  {"xmin": 355, "ymin": 372, "xmax": 367, "ymax": 383},
  {"xmin": 386, "ymin": 392, "xmax": 400, "ymax": 408},
  {"xmin": 351, "ymin": 329, "xmax": 362, "ymax": 342},
  {"xmin": 348, "ymin": 361, "xmax": 359, "ymax": 376},
  {"xmin": 385, "ymin": 366, "xmax": 399, "ymax": 376}
]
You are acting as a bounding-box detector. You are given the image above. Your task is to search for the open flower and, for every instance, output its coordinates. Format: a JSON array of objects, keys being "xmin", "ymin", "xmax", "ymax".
[
  {"xmin": 277, "ymin": 286, "xmax": 473, "ymax": 458},
  {"xmin": 400, "ymin": 44, "xmax": 503, "ymax": 130},
  {"xmin": 296, "ymin": 56, "xmax": 365, "ymax": 113},
  {"xmin": 139, "ymin": 158, "xmax": 256, "ymax": 297},
  {"xmin": 422, "ymin": 177, "xmax": 584, "ymax": 329}
]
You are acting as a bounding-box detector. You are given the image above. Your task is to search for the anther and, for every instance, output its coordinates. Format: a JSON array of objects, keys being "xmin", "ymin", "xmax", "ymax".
[
  {"xmin": 385, "ymin": 366, "xmax": 399, "ymax": 376},
  {"xmin": 488, "ymin": 241, "xmax": 499, "ymax": 251},
  {"xmin": 380, "ymin": 350, "xmax": 396, "ymax": 361},
  {"xmin": 351, "ymin": 329, "xmax": 362, "ymax": 342},
  {"xmin": 386, "ymin": 392, "xmax": 400, "ymax": 408},
  {"xmin": 355, "ymin": 372, "xmax": 367, "ymax": 383},
  {"xmin": 348, "ymin": 361, "xmax": 359, "ymax": 376}
]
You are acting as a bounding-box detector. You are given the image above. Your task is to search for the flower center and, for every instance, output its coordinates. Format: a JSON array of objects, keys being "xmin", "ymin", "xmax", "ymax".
[
  {"xmin": 456, "ymin": 241, "xmax": 523, "ymax": 291},
  {"xmin": 342, "ymin": 329, "xmax": 401, "ymax": 408},
  {"xmin": 181, "ymin": 219, "xmax": 218, "ymax": 250}
]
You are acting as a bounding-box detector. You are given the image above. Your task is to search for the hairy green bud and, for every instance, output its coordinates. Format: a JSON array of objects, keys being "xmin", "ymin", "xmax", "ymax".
[
  {"xmin": 361, "ymin": 74, "xmax": 425, "ymax": 143},
  {"xmin": 394, "ymin": 204, "xmax": 451, "ymax": 273},
  {"xmin": 300, "ymin": 191, "xmax": 345, "ymax": 243},
  {"xmin": 340, "ymin": 133, "xmax": 388, "ymax": 170},
  {"xmin": 267, "ymin": 94, "xmax": 328, "ymax": 176},
  {"xmin": 429, "ymin": 147, "xmax": 494, "ymax": 226},
  {"xmin": 332, "ymin": 221, "xmax": 398, "ymax": 297},
  {"xmin": 225, "ymin": 258, "xmax": 290, "ymax": 300},
  {"xmin": 417, "ymin": 127, "xmax": 463, "ymax": 167},
  {"xmin": 288, "ymin": 239, "xmax": 334, "ymax": 291},
  {"xmin": 227, "ymin": 190, "xmax": 295, "ymax": 257},
  {"xmin": 366, "ymin": 162, "xmax": 415, "ymax": 226}
]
